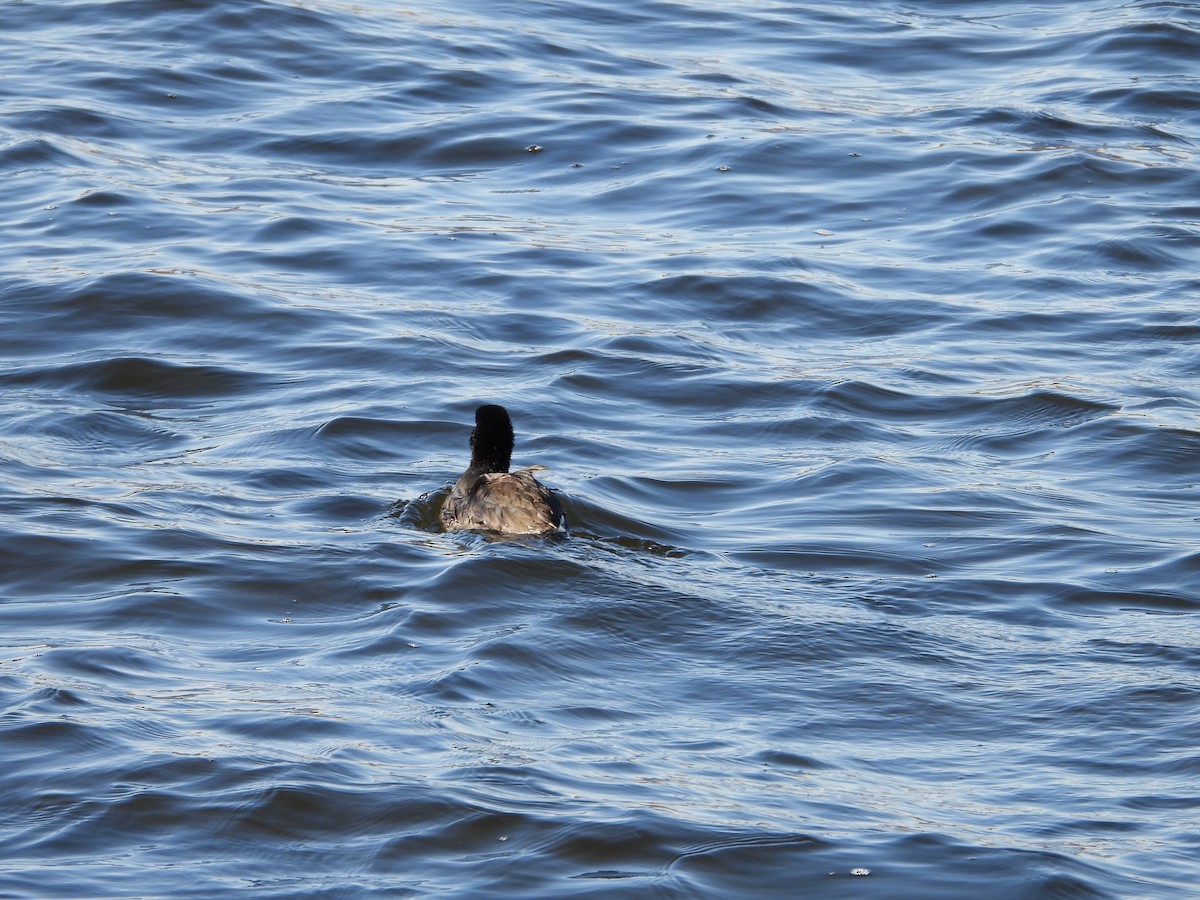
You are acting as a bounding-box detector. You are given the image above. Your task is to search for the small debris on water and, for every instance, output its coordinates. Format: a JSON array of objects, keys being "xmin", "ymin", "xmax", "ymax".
[{"xmin": 525, "ymin": 144, "xmax": 542, "ymax": 153}]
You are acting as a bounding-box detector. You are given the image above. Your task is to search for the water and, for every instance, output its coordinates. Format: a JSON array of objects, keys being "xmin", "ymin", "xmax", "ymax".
[{"xmin": 2, "ymin": 0, "xmax": 1199, "ymax": 896}]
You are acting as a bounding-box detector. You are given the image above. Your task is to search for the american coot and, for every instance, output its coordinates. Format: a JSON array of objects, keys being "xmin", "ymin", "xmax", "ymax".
[{"xmin": 440, "ymin": 404, "xmax": 566, "ymax": 535}]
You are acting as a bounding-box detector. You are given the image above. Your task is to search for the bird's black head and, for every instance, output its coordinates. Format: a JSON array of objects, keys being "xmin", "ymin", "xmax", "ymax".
[{"xmin": 469, "ymin": 404, "xmax": 514, "ymax": 474}]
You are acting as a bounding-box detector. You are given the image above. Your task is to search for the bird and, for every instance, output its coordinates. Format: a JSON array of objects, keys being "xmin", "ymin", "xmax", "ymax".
[{"xmin": 439, "ymin": 404, "xmax": 566, "ymax": 535}]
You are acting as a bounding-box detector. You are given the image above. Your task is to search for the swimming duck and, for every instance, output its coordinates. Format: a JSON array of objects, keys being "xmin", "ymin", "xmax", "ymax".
[{"xmin": 439, "ymin": 404, "xmax": 566, "ymax": 535}]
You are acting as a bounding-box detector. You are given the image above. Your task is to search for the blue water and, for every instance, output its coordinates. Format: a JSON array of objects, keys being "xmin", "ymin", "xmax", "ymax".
[{"xmin": 2, "ymin": 0, "xmax": 1199, "ymax": 896}]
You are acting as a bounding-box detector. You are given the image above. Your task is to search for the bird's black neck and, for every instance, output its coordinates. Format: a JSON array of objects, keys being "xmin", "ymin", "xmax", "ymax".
[{"xmin": 470, "ymin": 405, "xmax": 514, "ymax": 474}]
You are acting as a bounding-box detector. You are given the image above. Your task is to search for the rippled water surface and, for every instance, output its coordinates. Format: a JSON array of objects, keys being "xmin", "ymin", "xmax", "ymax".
[{"xmin": 3, "ymin": 0, "xmax": 1199, "ymax": 896}]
